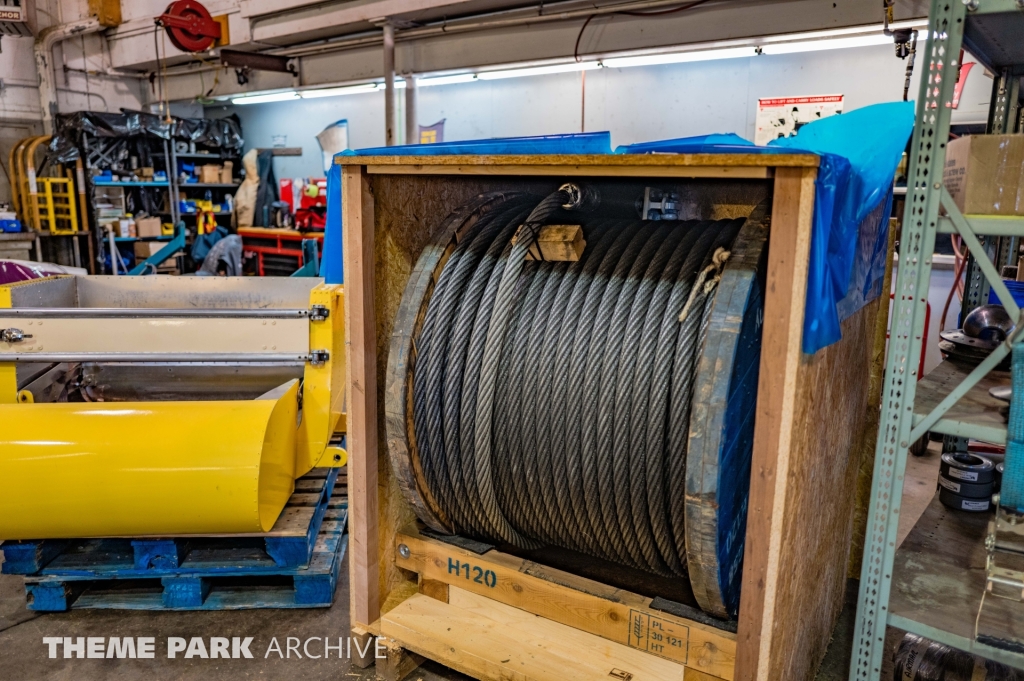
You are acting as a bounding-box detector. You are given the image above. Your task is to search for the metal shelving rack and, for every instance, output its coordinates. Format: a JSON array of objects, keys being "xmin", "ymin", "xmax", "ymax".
[{"xmin": 850, "ymin": 0, "xmax": 1024, "ymax": 677}]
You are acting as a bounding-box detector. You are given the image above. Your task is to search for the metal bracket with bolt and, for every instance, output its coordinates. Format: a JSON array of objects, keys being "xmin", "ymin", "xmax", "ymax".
[{"xmin": 0, "ymin": 328, "xmax": 31, "ymax": 343}]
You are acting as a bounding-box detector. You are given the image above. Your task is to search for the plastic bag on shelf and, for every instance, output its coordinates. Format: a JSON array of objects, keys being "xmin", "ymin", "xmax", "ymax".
[{"xmin": 893, "ymin": 633, "xmax": 1024, "ymax": 680}]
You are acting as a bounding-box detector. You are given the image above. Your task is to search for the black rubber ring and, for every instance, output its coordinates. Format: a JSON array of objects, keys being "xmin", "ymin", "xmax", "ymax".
[
  {"xmin": 937, "ymin": 473, "xmax": 993, "ymax": 498},
  {"xmin": 939, "ymin": 452, "xmax": 996, "ymax": 485},
  {"xmin": 939, "ymin": 486, "xmax": 992, "ymax": 512}
]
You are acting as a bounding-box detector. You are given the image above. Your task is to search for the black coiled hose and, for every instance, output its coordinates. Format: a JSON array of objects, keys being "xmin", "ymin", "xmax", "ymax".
[{"xmin": 411, "ymin": 189, "xmax": 744, "ymax": 578}]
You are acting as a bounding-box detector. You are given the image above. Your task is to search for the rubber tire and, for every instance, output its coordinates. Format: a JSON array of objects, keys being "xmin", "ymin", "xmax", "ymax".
[
  {"xmin": 937, "ymin": 473, "xmax": 993, "ymax": 498},
  {"xmin": 939, "ymin": 486, "xmax": 992, "ymax": 512},
  {"xmin": 939, "ymin": 452, "xmax": 996, "ymax": 485}
]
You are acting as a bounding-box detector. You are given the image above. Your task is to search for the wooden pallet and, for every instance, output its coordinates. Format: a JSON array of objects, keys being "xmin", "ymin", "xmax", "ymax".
[
  {"xmin": 1, "ymin": 470, "xmax": 348, "ymax": 611},
  {"xmin": 379, "ymin": 529, "xmax": 735, "ymax": 681},
  {"xmin": 2, "ymin": 468, "xmax": 345, "ymax": 574}
]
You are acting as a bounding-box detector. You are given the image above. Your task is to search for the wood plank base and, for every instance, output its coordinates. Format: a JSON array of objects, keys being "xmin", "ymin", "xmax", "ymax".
[{"xmin": 390, "ymin": 529, "xmax": 735, "ymax": 680}]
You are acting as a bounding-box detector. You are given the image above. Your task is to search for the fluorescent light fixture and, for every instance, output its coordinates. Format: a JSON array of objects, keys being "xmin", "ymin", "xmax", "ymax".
[
  {"xmin": 417, "ymin": 73, "xmax": 479, "ymax": 87},
  {"xmin": 603, "ymin": 47, "xmax": 755, "ymax": 69},
  {"xmin": 759, "ymin": 33, "xmax": 894, "ymax": 55},
  {"xmin": 600, "ymin": 18, "xmax": 927, "ymax": 69},
  {"xmin": 758, "ymin": 18, "xmax": 926, "ymax": 44},
  {"xmin": 231, "ymin": 91, "xmax": 298, "ymax": 105},
  {"xmin": 301, "ymin": 83, "xmax": 380, "ymax": 98},
  {"xmin": 477, "ymin": 61, "xmax": 601, "ymax": 80},
  {"xmin": 220, "ymin": 17, "xmax": 930, "ymax": 104}
]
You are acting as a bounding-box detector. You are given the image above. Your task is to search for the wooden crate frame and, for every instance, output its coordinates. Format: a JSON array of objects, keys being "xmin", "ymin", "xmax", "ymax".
[{"xmin": 340, "ymin": 154, "xmax": 880, "ymax": 681}]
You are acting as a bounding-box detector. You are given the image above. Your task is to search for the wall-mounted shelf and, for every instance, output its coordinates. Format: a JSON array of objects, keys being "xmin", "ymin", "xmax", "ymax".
[
  {"xmin": 93, "ymin": 181, "xmax": 170, "ymax": 187},
  {"xmin": 889, "ymin": 495, "xmax": 1024, "ymax": 669},
  {"xmin": 936, "ymin": 215, "xmax": 1024, "ymax": 236},
  {"xmin": 179, "ymin": 183, "xmax": 239, "ymax": 189},
  {"xmin": 912, "ymin": 361, "xmax": 1009, "ymax": 445},
  {"xmin": 174, "ymin": 152, "xmax": 231, "ymax": 160},
  {"xmin": 113, "ymin": 236, "xmax": 174, "ymax": 243}
]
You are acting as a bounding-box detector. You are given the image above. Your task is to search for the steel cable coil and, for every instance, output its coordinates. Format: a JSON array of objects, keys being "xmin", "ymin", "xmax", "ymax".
[
  {"xmin": 409, "ymin": 187, "xmax": 744, "ymax": 577},
  {"xmin": 392, "ymin": 186, "xmax": 767, "ymax": 618}
]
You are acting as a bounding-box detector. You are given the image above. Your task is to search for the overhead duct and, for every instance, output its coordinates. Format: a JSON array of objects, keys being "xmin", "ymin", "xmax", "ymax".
[{"xmin": 34, "ymin": 17, "xmax": 103, "ymax": 135}]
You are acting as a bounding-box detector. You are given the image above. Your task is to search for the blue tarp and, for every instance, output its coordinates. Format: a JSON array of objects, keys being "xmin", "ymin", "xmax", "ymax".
[
  {"xmin": 321, "ymin": 162, "xmax": 343, "ymax": 284},
  {"xmin": 338, "ymin": 132, "xmax": 613, "ymax": 157},
  {"xmin": 323, "ymin": 106, "xmax": 914, "ymax": 353},
  {"xmin": 618, "ymin": 102, "xmax": 915, "ymax": 354},
  {"xmin": 322, "ymin": 133, "xmax": 614, "ymax": 284}
]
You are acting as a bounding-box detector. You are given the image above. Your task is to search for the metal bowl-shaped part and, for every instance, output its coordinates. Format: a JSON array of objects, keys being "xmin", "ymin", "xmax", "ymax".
[
  {"xmin": 990, "ymin": 385, "xmax": 1012, "ymax": 403},
  {"xmin": 938, "ymin": 329, "xmax": 1001, "ymax": 351},
  {"xmin": 962, "ymin": 304, "xmax": 1013, "ymax": 342}
]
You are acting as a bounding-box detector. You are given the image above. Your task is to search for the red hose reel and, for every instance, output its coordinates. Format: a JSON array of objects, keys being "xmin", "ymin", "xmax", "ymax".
[{"xmin": 157, "ymin": 0, "xmax": 222, "ymax": 53}]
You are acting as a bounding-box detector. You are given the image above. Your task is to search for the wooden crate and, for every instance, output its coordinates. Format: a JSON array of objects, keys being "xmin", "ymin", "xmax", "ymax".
[{"xmin": 340, "ymin": 154, "xmax": 880, "ymax": 681}]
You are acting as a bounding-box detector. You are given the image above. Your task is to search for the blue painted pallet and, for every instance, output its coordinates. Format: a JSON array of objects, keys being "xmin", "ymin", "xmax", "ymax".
[
  {"xmin": 2, "ymin": 468, "xmax": 342, "ymax": 575},
  {"xmin": 21, "ymin": 504, "xmax": 347, "ymax": 611}
]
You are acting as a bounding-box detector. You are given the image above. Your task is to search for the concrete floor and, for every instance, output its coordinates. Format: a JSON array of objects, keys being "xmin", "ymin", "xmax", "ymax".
[
  {"xmin": 0, "ymin": 551, "xmax": 466, "ymax": 681},
  {"xmin": 0, "ymin": 445, "xmax": 944, "ymax": 681}
]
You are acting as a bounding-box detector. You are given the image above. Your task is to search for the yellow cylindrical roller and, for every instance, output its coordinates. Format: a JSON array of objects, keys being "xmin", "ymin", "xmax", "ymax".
[{"xmin": 0, "ymin": 381, "xmax": 299, "ymax": 540}]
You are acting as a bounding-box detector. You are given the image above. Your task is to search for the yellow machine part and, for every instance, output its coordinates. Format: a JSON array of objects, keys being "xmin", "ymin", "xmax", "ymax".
[
  {"xmin": 0, "ymin": 284, "xmax": 17, "ymax": 404},
  {"xmin": 0, "ymin": 279, "xmax": 347, "ymax": 539},
  {"xmin": 299, "ymin": 283, "xmax": 347, "ymax": 472},
  {"xmin": 0, "ymin": 381, "xmax": 299, "ymax": 540}
]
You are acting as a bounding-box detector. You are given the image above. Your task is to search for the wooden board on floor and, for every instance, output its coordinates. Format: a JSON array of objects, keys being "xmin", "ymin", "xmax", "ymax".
[
  {"xmin": 395, "ymin": 530, "xmax": 735, "ymax": 680},
  {"xmin": 382, "ymin": 589, "xmax": 699, "ymax": 681}
]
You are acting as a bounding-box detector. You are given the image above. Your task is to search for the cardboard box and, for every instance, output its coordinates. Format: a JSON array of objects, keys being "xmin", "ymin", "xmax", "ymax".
[
  {"xmin": 134, "ymin": 241, "xmax": 164, "ymax": 259},
  {"xmin": 198, "ymin": 164, "xmax": 222, "ymax": 183},
  {"xmin": 944, "ymin": 135, "xmax": 1024, "ymax": 215},
  {"xmin": 221, "ymin": 160, "xmax": 234, "ymax": 184},
  {"xmin": 136, "ymin": 216, "xmax": 162, "ymax": 238}
]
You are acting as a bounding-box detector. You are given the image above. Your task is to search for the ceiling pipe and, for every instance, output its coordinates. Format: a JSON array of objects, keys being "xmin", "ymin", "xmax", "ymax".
[{"xmin": 35, "ymin": 17, "xmax": 104, "ymax": 134}]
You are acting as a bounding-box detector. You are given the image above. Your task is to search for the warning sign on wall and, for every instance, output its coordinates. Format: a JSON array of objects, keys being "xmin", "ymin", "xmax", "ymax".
[{"xmin": 755, "ymin": 95, "xmax": 844, "ymax": 145}]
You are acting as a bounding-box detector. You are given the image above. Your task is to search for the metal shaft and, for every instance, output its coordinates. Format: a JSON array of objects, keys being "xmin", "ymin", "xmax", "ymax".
[
  {"xmin": 405, "ymin": 74, "xmax": 418, "ymax": 144},
  {"xmin": 383, "ymin": 22, "xmax": 396, "ymax": 146}
]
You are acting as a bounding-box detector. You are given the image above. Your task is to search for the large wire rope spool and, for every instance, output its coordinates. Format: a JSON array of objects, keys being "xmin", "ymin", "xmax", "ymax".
[{"xmin": 386, "ymin": 186, "xmax": 768, "ymax": 619}]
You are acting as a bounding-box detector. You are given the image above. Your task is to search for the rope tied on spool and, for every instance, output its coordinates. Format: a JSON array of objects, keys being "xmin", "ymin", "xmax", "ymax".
[
  {"xmin": 678, "ymin": 246, "xmax": 731, "ymax": 323},
  {"xmin": 394, "ymin": 186, "xmax": 767, "ymax": 617}
]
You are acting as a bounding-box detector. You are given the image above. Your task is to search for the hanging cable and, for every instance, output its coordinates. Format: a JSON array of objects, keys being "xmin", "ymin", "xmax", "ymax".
[
  {"xmin": 941, "ymin": 234, "xmax": 969, "ymax": 331},
  {"xmin": 573, "ymin": 0, "xmax": 716, "ymax": 62}
]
